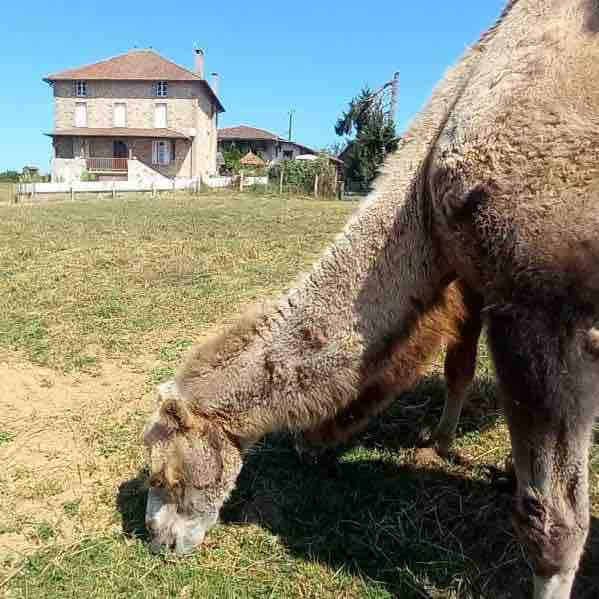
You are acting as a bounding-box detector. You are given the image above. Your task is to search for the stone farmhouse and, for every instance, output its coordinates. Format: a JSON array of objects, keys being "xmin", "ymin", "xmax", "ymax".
[
  {"xmin": 218, "ymin": 125, "xmax": 317, "ymax": 164},
  {"xmin": 44, "ymin": 48, "xmax": 224, "ymax": 183}
]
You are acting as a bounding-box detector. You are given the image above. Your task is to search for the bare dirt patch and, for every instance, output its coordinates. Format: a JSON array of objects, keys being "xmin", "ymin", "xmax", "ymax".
[{"xmin": 0, "ymin": 352, "xmax": 152, "ymax": 559}]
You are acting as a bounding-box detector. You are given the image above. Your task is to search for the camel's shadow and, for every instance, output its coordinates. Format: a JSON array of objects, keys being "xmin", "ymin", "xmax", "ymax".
[
  {"xmin": 117, "ymin": 374, "xmax": 599, "ymax": 598},
  {"xmin": 355, "ymin": 372, "xmax": 501, "ymax": 452}
]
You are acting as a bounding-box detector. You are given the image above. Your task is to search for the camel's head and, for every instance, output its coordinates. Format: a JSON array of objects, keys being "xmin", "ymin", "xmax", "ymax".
[{"xmin": 143, "ymin": 380, "xmax": 242, "ymax": 554}]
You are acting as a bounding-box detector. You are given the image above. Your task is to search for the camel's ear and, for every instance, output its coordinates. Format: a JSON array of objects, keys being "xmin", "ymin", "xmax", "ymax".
[
  {"xmin": 160, "ymin": 397, "xmax": 196, "ymax": 430},
  {"xmin": 144, "ymin": 391, "xmax": 197, "ymax": 446}
]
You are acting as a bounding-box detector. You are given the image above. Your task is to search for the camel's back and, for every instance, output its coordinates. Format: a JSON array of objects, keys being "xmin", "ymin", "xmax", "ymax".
[{"xmin": 431, "ymin": 0, "xmax": 599, "ymax": 302}]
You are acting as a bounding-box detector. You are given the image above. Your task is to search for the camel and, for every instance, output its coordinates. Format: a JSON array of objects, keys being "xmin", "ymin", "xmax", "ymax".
[{"xmin": 143, "ymin": 1, "xmax": 599, "ymax": 597}]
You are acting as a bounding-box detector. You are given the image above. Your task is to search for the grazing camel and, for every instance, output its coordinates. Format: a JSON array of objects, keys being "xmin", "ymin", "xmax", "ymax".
[{"xmin": 143, "ymin": 1, "xmax": 599, "ymax": 596}]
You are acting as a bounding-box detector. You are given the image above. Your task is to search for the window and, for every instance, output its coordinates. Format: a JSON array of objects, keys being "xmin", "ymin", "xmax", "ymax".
[
  {"xmin": 113, "ymin": 103, "xmax": 127, "ymax": 127},
  {"xmin": 74, "ymin": 102, "xmax": 87, "ymax": 127},
  {"xmin": 156, "ymin": 81, "xmax": 168, "ymax": 97},
  {"xmin": 75, "ymin": 80, "xmax": 87, "ymax": 97},
  {"xmin": 152, "ymin": 140, "xmax": 174, "ymax": 165},
  {"xmin": 154, "ymin": 103, "xmax": 167, "ymax": 128},
  {"xmin": 283, "ymin": 150, "xmax": 293, "ymax": 159}
]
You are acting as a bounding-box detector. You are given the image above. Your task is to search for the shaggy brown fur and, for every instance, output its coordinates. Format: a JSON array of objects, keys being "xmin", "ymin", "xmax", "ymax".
[
  {"xmin": 299, "ymin": 280, "xmax": 482, "ymax": 451},
  {"xmin": 144, "ymin": 2, "xmax": 599, "ymax": 596}
]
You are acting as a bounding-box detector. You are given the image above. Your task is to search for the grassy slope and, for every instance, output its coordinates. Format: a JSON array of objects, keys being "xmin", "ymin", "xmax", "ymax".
[
  {"xmin": 0, "ymin": 192, "xmax": 353, "ymax": 371},
  {"xmin": 1, "ymin": 192, "xmax": 598, "ymax": 598}
]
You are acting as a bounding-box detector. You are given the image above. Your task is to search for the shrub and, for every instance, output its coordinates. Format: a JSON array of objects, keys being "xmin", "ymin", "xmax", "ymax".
[
  {"xmin": 269, "ymin": 157, "xmax": 338, "ymax": 197},
  {"xmin": 80, "ymin": 170, "xmax": 98, "ymax": 182}
]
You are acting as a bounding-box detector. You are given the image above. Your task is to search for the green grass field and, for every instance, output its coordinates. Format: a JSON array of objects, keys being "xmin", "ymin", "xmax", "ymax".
[{"xmin": 0, "ymin": 192, "xmax": 597, "ymax": 598}]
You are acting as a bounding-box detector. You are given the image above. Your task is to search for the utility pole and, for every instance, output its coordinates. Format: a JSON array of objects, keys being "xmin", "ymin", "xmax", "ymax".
[
  {"xmin": 390, "ymin": 72, "xmax": 400, "ymax": 125},
  {"xmin": 288, "ymin": 109, "xmax": 295, "ymax": 141}
]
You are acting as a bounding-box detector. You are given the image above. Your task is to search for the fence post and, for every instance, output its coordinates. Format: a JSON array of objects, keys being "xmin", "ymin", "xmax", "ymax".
[
  {"xmin": 333, "ymin": 169, "xmax": 338, "ymax": 200},
  {"xmin": 279, "ymin": 168, "xmax": 284, "ymax": 194},
  {"xmin": 70, "ymin": 184, "xmax": 75, "ymax": 201},
  {"xmin": 172, "ymin": 179, "xmax": 176, "ymax": 193},
  {"xmin": 13, "ymin": 183, "xmax": 19, "ymax": 204},
  {"xmin": 31, "ymin": 182, "xmax": 36, "ymax": 199},
  {"xmin": 239, "ymin": 170, "xmax": 244, "ymax": 192},
  {"xmin": 152, "ymin": 181, "xmax": 156, "ymax": 199},
  {"xmin": 112, "ymin": 182, "xmax": 116, "ymax": 200},
  {"xmin": 314, "ymin": 174, "xmax": 319, "ymax": 198}
]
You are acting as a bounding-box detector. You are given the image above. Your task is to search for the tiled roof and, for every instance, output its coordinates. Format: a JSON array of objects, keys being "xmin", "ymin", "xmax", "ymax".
[
  {"xmin": 218, "ymin": 125, "xmax": 287, "ymax": 141},
  {"xmin": 218, "ymin": 125, "xmax": 320, "ymax": 155},
  {"xmin": 44, "ymin": 49, "xmax": 224, "ymax": 112},
  {"xmin": 46, "ymin": 128, "xmax": 191, "ymax": 139}
]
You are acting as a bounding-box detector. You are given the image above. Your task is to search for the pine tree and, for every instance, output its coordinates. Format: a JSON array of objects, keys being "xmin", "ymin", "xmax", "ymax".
[{"xmin": 335, "ymin": 87, "xmax": 398, "ymax": 191}]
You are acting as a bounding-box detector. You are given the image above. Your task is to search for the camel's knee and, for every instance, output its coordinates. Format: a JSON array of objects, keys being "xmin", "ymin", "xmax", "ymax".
[
  {"xmin": 512, "ymin": 491, "xmax": 589, "ymax": 598},
  {"xmin": 513, "ymin": 496, "xmax": 589, "ymax": 599}
]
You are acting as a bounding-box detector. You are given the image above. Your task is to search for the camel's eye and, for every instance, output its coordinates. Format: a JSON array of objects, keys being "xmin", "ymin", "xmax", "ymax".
[{"xmin": 149, "ymin": 473, "xmax": 165, "ymax": 488}]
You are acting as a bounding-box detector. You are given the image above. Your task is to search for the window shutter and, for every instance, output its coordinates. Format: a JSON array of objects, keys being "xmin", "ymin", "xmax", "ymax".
[
  {"xmin": 170, "ymin": 140, "xmax": 176, "ymax": 163},
  {"xmin": 75, "ymin": 103, "xmax": 87, "ymax": 127},
  {"xmin": 152, "ymin": 141, "xmax": 158, "ymax": 164}
]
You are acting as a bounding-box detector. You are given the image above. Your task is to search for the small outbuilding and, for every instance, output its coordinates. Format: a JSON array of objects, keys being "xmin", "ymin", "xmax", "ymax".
[{"xmin": 239, "ymin": 151, "xmax": 266, "ymax": 167}]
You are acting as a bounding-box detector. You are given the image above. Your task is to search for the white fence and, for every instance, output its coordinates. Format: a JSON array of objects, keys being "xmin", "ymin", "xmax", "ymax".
[
  {"xmin": 15, "ymin": 176, "xmax": 268, "ymax": 197},
  {"xmin": 206, "ymin": 176, "xmax": 268, "ymax": 188}
]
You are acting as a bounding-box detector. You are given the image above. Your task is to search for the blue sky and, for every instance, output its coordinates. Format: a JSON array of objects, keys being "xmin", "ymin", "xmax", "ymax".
[{"xmin": 0, "ymin": 0, "xmax": 506, "ymax": 172}]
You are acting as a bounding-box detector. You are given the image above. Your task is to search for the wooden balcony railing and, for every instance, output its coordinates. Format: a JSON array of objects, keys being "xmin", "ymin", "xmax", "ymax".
[{"xmin": 86, "ymin": 157, "xmax": 128, "ymax": 172}]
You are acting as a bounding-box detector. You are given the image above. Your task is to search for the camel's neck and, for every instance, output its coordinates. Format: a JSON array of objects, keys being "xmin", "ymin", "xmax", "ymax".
[{"xmin": 178, "ymin": 38, "xmax": 488, "ymax": 443}]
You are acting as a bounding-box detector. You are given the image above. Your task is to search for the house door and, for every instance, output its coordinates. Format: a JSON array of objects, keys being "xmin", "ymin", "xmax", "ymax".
[
  {"xmin": 73, "ymin": 138, "xmax": 88, "ymax": 158},
  {"xmin": 113, "ymin": 140, "xmax": 128, "ymax": 158}
]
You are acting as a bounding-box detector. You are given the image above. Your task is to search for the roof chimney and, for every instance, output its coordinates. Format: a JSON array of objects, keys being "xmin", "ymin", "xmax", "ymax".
[
  {"xmin": 194, "ymin": 47, "xmax": 204, "ymax": 79},
  {"xmin": 210, "ymin": 72, "xmax": 220, "ymax": 97}
]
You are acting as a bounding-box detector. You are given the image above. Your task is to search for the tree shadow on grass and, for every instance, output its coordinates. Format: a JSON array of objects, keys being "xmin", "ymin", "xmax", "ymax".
[{"xmin": 116, "ymin": 373, "xmax": 598, "ymax": 598}]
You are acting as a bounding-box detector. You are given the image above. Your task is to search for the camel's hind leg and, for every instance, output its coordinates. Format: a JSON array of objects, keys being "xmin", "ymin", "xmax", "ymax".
[
  {"xmin": 296, "ymin": 281, "xmax": 482, "ymax": 456},
  {"xmin": 428, "ymin": 286, "xmax": 482, "ymax": 455},
  {"xmin": 487, "ymin": 308, "xmax": 595, "ymax": 599}
]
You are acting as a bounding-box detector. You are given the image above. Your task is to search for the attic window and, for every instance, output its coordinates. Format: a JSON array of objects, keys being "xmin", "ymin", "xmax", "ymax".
[
  {"xmin": 75, "ymin": 80, "xmax": 87, "ymax": 97},
  {"xmin": 156, "ymin": 81, "xmax": 168, "ymax": 97}
]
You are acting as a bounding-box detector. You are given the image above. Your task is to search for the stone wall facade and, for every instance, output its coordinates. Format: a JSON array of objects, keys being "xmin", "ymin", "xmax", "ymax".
[
  {"xmin": 51, "ymin": 157, "xmax": 86, "ymax": 183},
  {"xmin": 52, "ymin": 80, "xmax": 217, "ymax": 178}
]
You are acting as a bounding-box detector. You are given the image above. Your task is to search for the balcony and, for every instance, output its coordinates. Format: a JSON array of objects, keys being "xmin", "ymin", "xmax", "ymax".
[{"xmin": 86, "ymin": 157, "xmax": 128, "ymax": 173}]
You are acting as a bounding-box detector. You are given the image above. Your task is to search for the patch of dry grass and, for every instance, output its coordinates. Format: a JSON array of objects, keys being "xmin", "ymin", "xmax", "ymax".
[{"xmin": 0, "ymin": 182, "xmax": 16, "ymax": 204}]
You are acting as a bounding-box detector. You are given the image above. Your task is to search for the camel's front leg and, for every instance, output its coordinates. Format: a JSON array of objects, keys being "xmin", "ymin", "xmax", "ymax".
[{"xmin": 488, "ymin": 309, "xmax": 595, "ymax": 599}]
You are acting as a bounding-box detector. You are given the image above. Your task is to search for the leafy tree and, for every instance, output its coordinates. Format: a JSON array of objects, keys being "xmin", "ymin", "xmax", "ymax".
[
  {"xmin": 0, "ymin": 170, "xmax": 20, "ymax": 182},
  {"xmin": 335, "ymin": 86, "xmax": 398, "ymax": 190},
  {"xmin": 319, "ymin": 142, "xmax": 347, "ymax": 157},
  {"xmin": 222, "ymin": 147, "xmax": 243, "ymax": 174}
]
